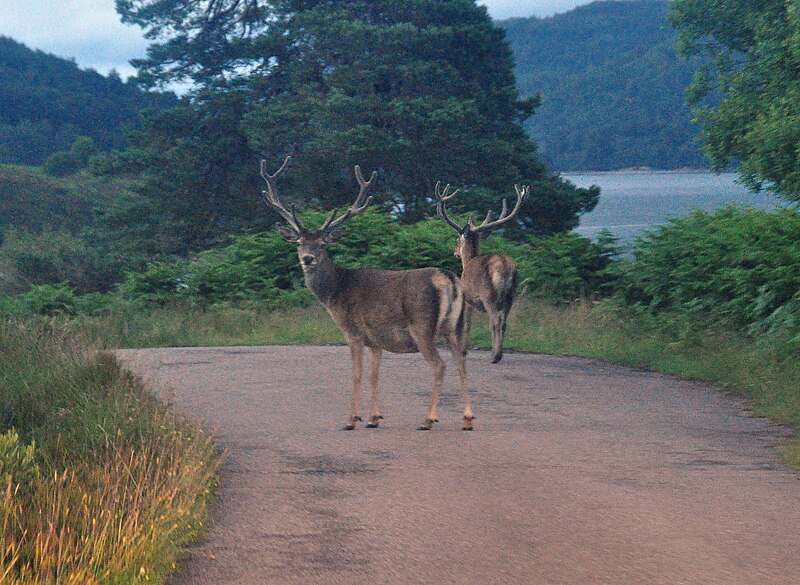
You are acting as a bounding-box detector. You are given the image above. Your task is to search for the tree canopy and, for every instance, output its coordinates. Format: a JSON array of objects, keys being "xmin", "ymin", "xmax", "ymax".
[
  {"xmin": 670, "ymin": 0, "xmax": 800, "ymax": 201},
  {"xmin": 113, "ymin": 0, "xmax": 598, "ymax": 250}
]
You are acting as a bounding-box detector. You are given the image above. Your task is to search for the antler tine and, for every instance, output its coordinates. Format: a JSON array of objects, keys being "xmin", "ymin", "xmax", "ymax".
[
  {"xmin": 321, "ymin": 165, "xmax": 377, "ymax": 233},
  {"xmin": 434, "ymin": 181, "xmax": 461, "ymax": 203},
  {"xmin": 472, "ymin": 184, "xmax": 529, "ymax": 233},
  {"xmin": 259, "ymin": 156, "xmax": 305, "ymax": 234},
  {"xmin": 434, "ymin": 181, "xmax": 464, "ymax": 233},
  {"xmin": 353, "ymin": 165, "xmax": 377, "ymax": 207}
]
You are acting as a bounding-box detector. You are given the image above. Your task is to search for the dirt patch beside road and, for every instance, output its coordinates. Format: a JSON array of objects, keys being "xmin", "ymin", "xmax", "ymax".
[{"xmin": 117, "ymin": 346, "xmax": 800, "ymax": 585}]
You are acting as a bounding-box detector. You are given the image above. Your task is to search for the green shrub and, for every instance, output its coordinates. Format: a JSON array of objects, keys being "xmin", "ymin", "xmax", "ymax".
[
  {"xmin": 0, "ymin": 428, "xmax": 39, "ymax": 490},
  {"xmin": 494, "ymin": 229, "xmax": 620, "ymax": 301},
  {"xmin": 42, "ymin": 136, "xmax": 99, "ymax": 177},
  {"xmin": 118, "ymin": 259, "xmax": 193, "ymax": 306},
  {"xmin": 14, "ymin": 283, "xmax": 79, "ymax": 316},
  {"xmin": 623, "ymin": 206, "xmax": 800, "ymax": 344},
  {"xmin": 0, "ymin": 228, "xmax": 122, "ymax": 294},
  {"xmin": 3, "ymin": 208, "xmax": 620, "ymax": 313}
]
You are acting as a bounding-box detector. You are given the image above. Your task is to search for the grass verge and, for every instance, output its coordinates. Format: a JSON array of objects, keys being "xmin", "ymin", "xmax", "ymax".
[
  {"xmin": 0, "ymin": 319, "xmax": 219, "ymax": 584},
  {"xmin": 74, "ymin": 299, "xmax": 800, "ymax": 469}
]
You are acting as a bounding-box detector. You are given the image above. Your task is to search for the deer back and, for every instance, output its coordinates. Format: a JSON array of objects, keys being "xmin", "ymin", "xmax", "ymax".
[{"xmin": 312, "ymin": 260, "xmax": 465, "ymax": 353}]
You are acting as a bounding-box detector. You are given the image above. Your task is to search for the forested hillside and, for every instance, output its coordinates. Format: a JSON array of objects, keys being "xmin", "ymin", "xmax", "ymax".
[
  {"xmin": 0, "ymin": 36, "xmax": 175, "ymax": 165},
  {"xmin": 502, "ymin": 0, "xmax": 708, "ymax": 171}
]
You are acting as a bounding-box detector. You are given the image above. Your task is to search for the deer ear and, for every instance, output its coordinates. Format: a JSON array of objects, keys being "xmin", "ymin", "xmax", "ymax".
[
  {"xmin": 324, "ymin": 227, "xmax": 344, "ymax": 243},
  {"xmin": 278, "ymin": 225, "xmax": 300, "ymax": 242}
]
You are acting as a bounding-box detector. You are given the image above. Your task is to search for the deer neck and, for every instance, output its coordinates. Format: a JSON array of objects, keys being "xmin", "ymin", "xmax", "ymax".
[
  {"xmin": 304, "ymin": 251, "xmax": 346, "ymax": 306},
  {"xmin": 460, "ymin": 231, "xmax": 481, "ymax": 269}
]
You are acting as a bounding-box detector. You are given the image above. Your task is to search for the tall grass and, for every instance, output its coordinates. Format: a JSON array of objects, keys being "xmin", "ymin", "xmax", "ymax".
[{"xmin": 0, "ymin": 320, "xmax": 218, "ymax": 584}]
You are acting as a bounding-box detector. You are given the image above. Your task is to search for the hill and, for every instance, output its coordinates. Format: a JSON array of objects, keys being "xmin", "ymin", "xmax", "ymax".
[
  {"xmin": 501, "ymin": 0, "xmax": 707, "ymax": 171},
  {"xmin": 0, "ymin": 36, "xmax": 175, "ymax": 165}
]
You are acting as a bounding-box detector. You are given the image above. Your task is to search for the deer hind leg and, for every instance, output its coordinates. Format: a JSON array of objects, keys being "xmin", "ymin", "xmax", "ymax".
[
  {"xmin": 365, "ymin": 347, "xmax": 383, "ymax": 428},
  {"xmin": 345, "ymin": 341, "xmax": 364, "ymax": 430},
  {"xmin": 448, "ymin": 335, "xmax": 474, "ymax": 430},
  {"xmin": 461, "ymin": 306, "xmax": 473, "ymax": 356},
  {"xmin": 411, "ymin": 333, "xmax": 445, "ymax": 430},
  {"xmin": 489, "ymin": 308, "xmax": 506, "ymax": 364}
]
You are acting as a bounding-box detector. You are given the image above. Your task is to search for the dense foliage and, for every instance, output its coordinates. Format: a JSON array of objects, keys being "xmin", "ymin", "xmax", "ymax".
[
  {"xmin": 0, "ymin": 206, "xmax": 620, "ymax": 319},
  {"xmin": 623, "ymin": 206, "xmax": 800, "ymax": 348},
  {"xmin": 502, "ymin": 0, "xmax": 708, "ymax": 171},
  {"xmin": 670, "ymin": 0, "xmax": 800, "ymax": 200},
  {"xmin": 0, "ymin": 165, "xmax": 93, "ymax": 239},
  {"xmin": 110, "ymin": 0, "xmax": 598, "ymax": 252},
  {"xmin": 96, "ymin": 209, "xmax": 621, "ymax": 309},
  {"xmin": 0, "ymin": 165, "xmax": 152, "ymax": 294},
  {"xmin": 0, "ymin": 36, "xmax": 175, "ymax": 165}
]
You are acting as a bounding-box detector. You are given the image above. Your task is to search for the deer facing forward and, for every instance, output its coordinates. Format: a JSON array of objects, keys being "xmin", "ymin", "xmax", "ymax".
[
  {"xmin": 260, "ymin": 157, "xmax": 474, "ymax": 431},
  {"xmin": 435, "ymin": 182, "xmax": 528, "ymax": 363}
]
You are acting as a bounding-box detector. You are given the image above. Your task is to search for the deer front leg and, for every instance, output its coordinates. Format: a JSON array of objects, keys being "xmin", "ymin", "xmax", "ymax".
[
  {"xmin": 365, "ymin": 347, "xmax": 383, "ymax": 428},
  {"xmin": 345, "ymin": 341, "xmax": 364, "ymax": 430}
]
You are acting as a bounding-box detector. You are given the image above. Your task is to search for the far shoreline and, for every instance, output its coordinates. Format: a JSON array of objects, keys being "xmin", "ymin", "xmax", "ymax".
[{"xmin": 561, "ymin": 167, "xmax": 720, "ymax": 176}]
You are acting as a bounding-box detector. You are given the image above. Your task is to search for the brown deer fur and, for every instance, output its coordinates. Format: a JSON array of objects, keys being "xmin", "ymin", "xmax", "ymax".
[
  {"xmin": 260, "ymin": 158, "xmax": 473, "ymax": 431},
  {"xmin": 436, "ymin": 183, "xmax": 529, "ymax": 363}
]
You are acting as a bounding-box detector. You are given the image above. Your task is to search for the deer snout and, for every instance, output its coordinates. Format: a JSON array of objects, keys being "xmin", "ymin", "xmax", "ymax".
[{"xmin": 301, "ymin": 254, "xmax": 316, "ymax": 266}]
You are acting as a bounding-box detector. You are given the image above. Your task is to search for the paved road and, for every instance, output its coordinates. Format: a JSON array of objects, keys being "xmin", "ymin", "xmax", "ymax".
[{"xmin": 117, "ymin": 346, "xmax": 800, "ymax": 585}]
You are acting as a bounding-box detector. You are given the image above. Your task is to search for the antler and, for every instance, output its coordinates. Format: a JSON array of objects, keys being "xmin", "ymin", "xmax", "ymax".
[
  {"xmin": 260, "ymin": 156, "xmax": 305, "ymax": 235},
  {"xmin": 319, "ymin": 165, "xmax": 377, "ymax": 234},
  {"xmin": 469, "ymin": 184, "xmax": 529, "ymax": 233},
  {"xmin": 434, "ymin": 181, "xmax": 464, "ymax": 233}
]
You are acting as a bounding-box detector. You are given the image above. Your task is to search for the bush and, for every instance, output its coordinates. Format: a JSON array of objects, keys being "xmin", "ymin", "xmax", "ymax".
[
  {"xmin": 622, "ymin": 206, "xmax": 800, "ymax": 344},
  {"xmin": 15, "ymin": 283, "xmax": 80, "ymax": 316},
  {"xmin": 3, "ymin": 208, "xmax": 620, "ymax": 313},
  {"xmin": 484, "ymin": 229, "xmax": 620, "ymax": 301},
  {"xmin": 42, "ymin": 136, "xmax": 100, "ymax": 177},
  {"xmin": 0, "ymin": 428, "xmax": 39, "ymax": 490},
  {"xmin": 0, "ymin": 228, "xmax": 123, "ymax": 295}
]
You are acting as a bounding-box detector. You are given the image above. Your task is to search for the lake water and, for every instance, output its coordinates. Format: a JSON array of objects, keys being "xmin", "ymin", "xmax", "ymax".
[{"xmin": 564, "ymin": 172, "xmax": 781, "ymax": 249}]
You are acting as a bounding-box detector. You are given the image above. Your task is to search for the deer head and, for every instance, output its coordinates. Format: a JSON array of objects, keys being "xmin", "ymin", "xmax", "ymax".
[
  {"xmin": 260, "ymin": 156, "xmax": 377, "ymax": 272},
  {"xmin": 435, "ymin": 182, "xmax": 529, "ymax": 258}
]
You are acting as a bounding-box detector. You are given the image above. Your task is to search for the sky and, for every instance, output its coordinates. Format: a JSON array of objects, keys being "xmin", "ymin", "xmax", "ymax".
[{"xmin": 0, "ymin": 0, "xmax": 597, "ymax": 80}]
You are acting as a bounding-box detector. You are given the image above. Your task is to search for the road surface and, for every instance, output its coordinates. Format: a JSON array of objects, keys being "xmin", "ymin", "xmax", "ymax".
[{"xmin": 116, "ymin": 346, "xmax": 800, "ymax": 585}]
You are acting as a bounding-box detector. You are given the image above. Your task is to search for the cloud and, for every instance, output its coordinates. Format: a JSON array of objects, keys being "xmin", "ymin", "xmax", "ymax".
[
  {"xmin": 480, "ymin": 0, "xmax": 589, "ymax": 19},
  {"xmin": 0, "ymin": 0, "xmax": 147, "ymax": 78}
]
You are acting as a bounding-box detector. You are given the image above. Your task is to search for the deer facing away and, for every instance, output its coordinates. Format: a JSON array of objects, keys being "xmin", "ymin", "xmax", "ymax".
[
  {"xmin": 435, "ymin": 183, "xmax": 529, "ymax": 363},
  {"xmin": 260, "ymin": 157, "xmax": 474, "ymax": 431}
]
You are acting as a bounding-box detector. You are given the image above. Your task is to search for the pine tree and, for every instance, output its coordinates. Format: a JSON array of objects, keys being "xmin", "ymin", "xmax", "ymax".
[{"xmin": 116, "ymin": 0, "xmax": 598, "ymax": 247}]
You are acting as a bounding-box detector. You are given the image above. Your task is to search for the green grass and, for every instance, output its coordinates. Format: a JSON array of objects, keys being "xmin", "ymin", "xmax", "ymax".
[
  {"xmin": 75, "ymin": 299, "xmax": 800, "ymax": 468},
  {"xmin": 0, "ymin": 319, "xmax": 219, "ymax": 584},
  {"xmin": 79, "ymin": 303, "xmax": 344, "ymax": 349}
]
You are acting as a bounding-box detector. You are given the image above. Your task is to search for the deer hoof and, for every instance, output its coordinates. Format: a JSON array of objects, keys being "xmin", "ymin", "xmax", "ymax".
[
  {"xmin": 365, "ymin": 415, "xmax": 382, "ymax": 428},
  {"xmin": 490, "ymin": 352, "xmax": 503, "ymax": 364},
  {"xmin": 417, "ymin": 418, "xmax": 436, "ymax": 431},
  {"xmin": 343, "ymin": 424, "xmax": 356, "ymax": 431},
  {"xmin": 462, "ymin": 416, "xmax": 475, "ymax": 431}
]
